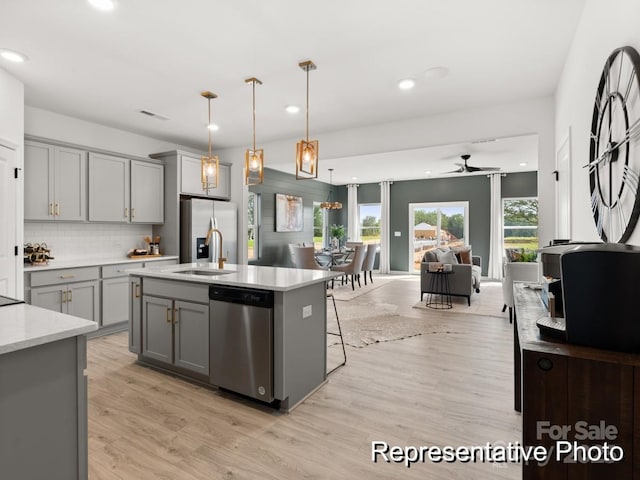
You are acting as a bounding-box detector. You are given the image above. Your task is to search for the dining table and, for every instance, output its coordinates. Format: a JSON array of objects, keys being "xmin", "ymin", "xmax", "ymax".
[{"xmin": 315, "ymin": 248, "xmax": 353, "ymax": 267}]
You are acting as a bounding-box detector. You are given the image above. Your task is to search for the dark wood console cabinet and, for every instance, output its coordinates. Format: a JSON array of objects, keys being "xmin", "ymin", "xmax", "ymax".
[{"xmin": 513, "ymin": 284, "xmax": 640, "ymax": 479}]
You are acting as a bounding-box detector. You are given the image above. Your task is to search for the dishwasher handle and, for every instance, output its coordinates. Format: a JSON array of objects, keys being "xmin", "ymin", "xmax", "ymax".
[{"xmin": 209, "ymin": 286, "xmax": 274, "ymax": 308}]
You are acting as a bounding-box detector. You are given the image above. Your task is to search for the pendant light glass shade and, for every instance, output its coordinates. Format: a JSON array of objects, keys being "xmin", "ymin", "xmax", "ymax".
[
  {"xmin": 320, "ymin": 168, "xmax": 342, "ymax": 210},
  {"xmin": 295, "ymin": 60, "xmax": 318, "ymax": 180},
  {"xmin": 245, "ymin": 77, "xmax": 264, "ymax": 186},
  {"xmin": 200, "ymin": 91, "xmax": 219, "ymax": 191}
]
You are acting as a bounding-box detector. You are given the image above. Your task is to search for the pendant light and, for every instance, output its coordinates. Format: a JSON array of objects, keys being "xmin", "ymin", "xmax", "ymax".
[
  {"xmin": 295, "ymin": 60, "xmax": 318, "ymax": 180},
  {"xmin": 245, "ymin": 77, "xmax": 264, "ymax": 186},
  {"xmin": 200, "ymin": 91, "xmax": 219, "ymax": 191},
  {"xmin": 320, "ymin": 168, "xmax": 342, "ymax": 210}
]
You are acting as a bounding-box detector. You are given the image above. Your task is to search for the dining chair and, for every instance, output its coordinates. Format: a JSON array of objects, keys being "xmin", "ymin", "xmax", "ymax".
[
  {"xmin": 362, "ymin": 243, "xmax": 378, "ymax": 285},
  {"xmin": 291, "ymin": 246, "xmax": 329, "ymax": 270},
  {"xmin": 330, "ymin": 244, "xmax": 366, "ymax": 290}
]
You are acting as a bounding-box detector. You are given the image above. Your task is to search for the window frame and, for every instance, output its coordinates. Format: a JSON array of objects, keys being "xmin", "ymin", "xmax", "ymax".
[
  {"xmin": 248, "ymin": 192, "xmax": 260, "ymax": 261},
  {"xmin": 502, "ymin": 196, "xmax": 539, "ymax": 252}
]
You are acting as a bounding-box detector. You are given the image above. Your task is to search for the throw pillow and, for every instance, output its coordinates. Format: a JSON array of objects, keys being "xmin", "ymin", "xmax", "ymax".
[
  {"xmin": 436, "ymin": 249, "xmax": 458, "ymax": 264},
  {"xmin": 422, "ymin": 250, "xmax": 438, "ymax": 262},
  {"xmin": 453, "ymin": 246, "xmax": 472, "ymax": 264}
]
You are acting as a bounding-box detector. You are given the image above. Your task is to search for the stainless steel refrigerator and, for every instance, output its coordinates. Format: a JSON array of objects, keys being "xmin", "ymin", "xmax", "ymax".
[{"xmin": 180, "ymin": 197, "xmax": 238, "ymax": 264}]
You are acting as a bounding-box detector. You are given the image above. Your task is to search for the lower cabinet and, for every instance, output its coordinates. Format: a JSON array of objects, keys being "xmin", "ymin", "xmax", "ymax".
[
  {"xmin": 129, "ymin": 276, "xmax": 142, "ymax": 354},
  {"xmin": 31, "ymin": 281, "xmax": 99, "ymax": 322},
  {"xmin": 142, "ymin": 294, "xmax": 209, "ymax": 376},
  {"xmin": 101, "ymin": 277, "xmax": 130, "ymax": 326}
]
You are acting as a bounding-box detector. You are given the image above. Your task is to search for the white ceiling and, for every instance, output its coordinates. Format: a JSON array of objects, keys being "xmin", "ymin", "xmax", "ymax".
[{"xmin": 1, "ymin": 0, "xmax": 584, "ymax": 182}]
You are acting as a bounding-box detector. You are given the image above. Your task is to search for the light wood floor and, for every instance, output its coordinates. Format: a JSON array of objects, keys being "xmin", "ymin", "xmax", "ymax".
[{"xmin": 87, "ymin": 276, "xmax": 521, "ymax": 479}]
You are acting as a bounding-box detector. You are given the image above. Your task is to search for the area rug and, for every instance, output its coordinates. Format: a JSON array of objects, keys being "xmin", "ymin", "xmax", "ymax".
[
  {"xmin": 330, "ymin": 275, "xmax": 397, "ymax": 302},
  {"xmin": 412, "ymin": 281, "xmax": 505, "ymax": 319},
  {"xmin": 326, "ymin": 312, "xmax": 464, "ymax": 348}
]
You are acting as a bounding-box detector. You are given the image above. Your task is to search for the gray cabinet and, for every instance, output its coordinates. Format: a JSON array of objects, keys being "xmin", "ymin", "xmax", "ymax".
[
  {"xmin": 88, "ymin": 152, "xmax": 129, "ymax": 222},
  {"xmin": 180, "ymin": 152, "xmax": 230, "ymax": 200},
  {"xmin": 31, "ymin": 280, "xmax": 99, "ymax": 323},
  {"xmin": 101, "ymin": 277, "xmax": 130, "ymax": 326},
  {"xmin": 141, "ymin": 292, "xmax": 209, "ymax": 376},
  {"xmin": 129, "ymin": 276, "xmax": 142, "ymax": 353},
  {"xmin": 89, "ymin": 153, "xmax": 164, "ymax": 223},
  {"xmin": 25, "ymin": 140, "xmax": 87, "ymax": 221},
  {"xmin": 131, "ymin": 160, "xmax": 164, "ymax": 224}
]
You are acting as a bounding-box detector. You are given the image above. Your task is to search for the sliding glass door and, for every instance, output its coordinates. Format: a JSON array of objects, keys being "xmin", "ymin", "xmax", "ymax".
[{"xmin": 409, "ymin": 202, "xmax": 469, "ymax": 273}]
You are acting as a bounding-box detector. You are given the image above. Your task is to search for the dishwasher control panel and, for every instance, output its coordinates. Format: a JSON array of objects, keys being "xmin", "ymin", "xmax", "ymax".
[{"xmin": 209, "ymin": 286, "xmax": 274, "ymax": 308}]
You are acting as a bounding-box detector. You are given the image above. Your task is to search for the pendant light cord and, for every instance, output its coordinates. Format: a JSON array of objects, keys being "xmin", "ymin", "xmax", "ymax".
[
  {"xmin": 252, "ymin": 80, "xmax": 256, "ymax": 152},
  {"xmin": 306, "ymin": 67, "xmax": 310, "ymax": 142},
  {"xmin": 207, "ymin": 98, "xmax": 212, "ymax": 158}
]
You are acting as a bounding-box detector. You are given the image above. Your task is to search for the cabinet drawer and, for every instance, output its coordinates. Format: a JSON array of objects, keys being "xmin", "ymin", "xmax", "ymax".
[
  {"xmin": 30, "ymin": 267, "xmax": 100, "ymax": 287},
  {"xmin": 143, "ymin": 278, "xmax": 209, "ymax": 304},
  {"xmin": 101, "ymin": 262, "xmax": 144, "ymax": 278}
]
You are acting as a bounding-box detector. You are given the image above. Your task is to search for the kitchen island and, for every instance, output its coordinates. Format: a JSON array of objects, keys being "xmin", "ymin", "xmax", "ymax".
[
  {"xmin": 127, "ymin": 263, "xmax": 340, "ymax": 411},
  {"xmin": 0, "ymin": 302, "xmax": 97, "ymax": 480}
]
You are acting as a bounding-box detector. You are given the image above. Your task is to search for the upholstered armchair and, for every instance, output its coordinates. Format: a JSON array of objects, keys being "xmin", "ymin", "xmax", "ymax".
[
  {"xmin": 502, "ymin": 261, "xmax": 540, "ymax": 323},
  {"xmin": 420, "ymin": 255, "xmax": 482, "ymax": 306}
]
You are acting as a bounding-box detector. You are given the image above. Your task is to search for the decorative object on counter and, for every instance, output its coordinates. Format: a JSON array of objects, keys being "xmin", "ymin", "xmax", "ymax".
[
  {"xmin": 295, "ymin": 60, "xmax": 319, "ymax": 180},
  {"xmin": 24, "ymin": 243, "xmax": 54, "ymax": 264},
  {"xmin": 245, "ymin": 77, "xmax": 264, "ymax": 186},
  {"xmin": 320, "ymin": 168, "xmax": 342, "ymax": 210},
  {"xmin": 200, "ymin": 91, "xmax": 220, "ymax": 192},
  {"xmin": 275, "ymin": 193, "xmax": 303, "ymax": 232}
]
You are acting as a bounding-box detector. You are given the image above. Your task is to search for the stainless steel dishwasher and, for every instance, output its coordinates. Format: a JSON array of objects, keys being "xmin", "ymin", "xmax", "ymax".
[{"xmin": 209, "ymin": 285, "xmax": 274, "ymax": 402}]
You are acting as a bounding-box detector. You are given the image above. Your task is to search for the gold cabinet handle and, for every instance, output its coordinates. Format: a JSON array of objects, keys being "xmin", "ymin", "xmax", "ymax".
[
  {"xmin": 134, "ymin": 283, "xmax": 141, "ymax": 298},
  {"xmin": 59, "ymin": 274, "xmax": 75, "ymax": 279},
  {"xmin": 173, "ymin": 308, "xmax": 178, "ymax": 324},
  {"xmin": 125, "ymin": 207, "xmax": 128, "ymax": 219},
  {"xmin": 55, "ymin": 203, "xmax": 60, "ymax": 216},
  {"xmin": 131, "ymin": 208, "xmax": 135, "ymax": 219},
  {"xmin": 67, "ymin": 290, "xmax": 72, "ymax": 302},
  {"xmin": 166, "ymin": 307, "xmax": 172, "ymax": 323},
  {"xmin": 49, "ymin": 203, "xmax": 54, "ymax": 216},
  {"xmin": 62, "ymin": 290, "xmax": 67, "ymax": 304}
]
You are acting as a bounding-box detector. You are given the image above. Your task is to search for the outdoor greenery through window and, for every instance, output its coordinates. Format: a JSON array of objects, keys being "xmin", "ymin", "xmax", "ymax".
[
  {"xmin": 313, "ymin": 203, "xmax": 325, "ymax": 250},
  {"xmin": 359, "ymin": 204, "xmax": 381, "ymax": 244},
  {"xmin": 248, "ymin": 192, "xmax": 258, "ymax": 260},
  {"xmin": 503, "ymin": 198, "xmax": 538, "ymax": 251}
]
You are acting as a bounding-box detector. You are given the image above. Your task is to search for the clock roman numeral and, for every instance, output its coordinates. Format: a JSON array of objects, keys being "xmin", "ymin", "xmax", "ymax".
[
  {"xmin": 624, "ymin": 66, "xmax": 637, "ymax": 104},
  {"xmin": 623, "ymin": 165, "xmax": 640, "ymax": 196}
]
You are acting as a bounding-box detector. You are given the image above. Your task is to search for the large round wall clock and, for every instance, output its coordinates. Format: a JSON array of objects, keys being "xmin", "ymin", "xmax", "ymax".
[{"xmin": 588, "ymin": 45, "xmax": 640, "ymax": 243}]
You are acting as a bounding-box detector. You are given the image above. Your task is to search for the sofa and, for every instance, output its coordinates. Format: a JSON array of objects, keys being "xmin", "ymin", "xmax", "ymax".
[{"xmin": 420, "ymin": 247, "xmax": 482, "ymax": 305}]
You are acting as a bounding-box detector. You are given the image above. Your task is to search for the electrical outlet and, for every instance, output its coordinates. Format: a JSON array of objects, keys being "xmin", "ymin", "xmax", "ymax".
[
  {"xmin": 302, "ymin": 305, "xmax": 312, "ymax": 318},
  {"xmin": 394, "ymin": 231, "xmax": 401, "ymax": 237}
]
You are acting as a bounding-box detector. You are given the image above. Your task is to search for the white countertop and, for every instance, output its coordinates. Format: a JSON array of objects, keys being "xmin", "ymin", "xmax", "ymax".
[
  {"xmin": 23, "ymin": 255, "xmax": 179, "ymax": 271},
  {"xmin": 0, "ymin": 304, "xmax": 98, "ymax": 355},
  {"xmin": 127, "ymin": 263, "xmax": 341, "ymax": 292}
]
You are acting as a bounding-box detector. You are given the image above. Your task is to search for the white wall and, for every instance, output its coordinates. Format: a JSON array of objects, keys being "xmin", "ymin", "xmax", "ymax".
[
  {"xmin": 25, "ymin": 106, "xmax": 199, "ymax": 158},
  {"xmin": 555, "ymin": 0, "xmax": 640, "ymax": 244},
  {"xmin": 218, "ymin": 95, "xmax": 556, "ymax": 263}
]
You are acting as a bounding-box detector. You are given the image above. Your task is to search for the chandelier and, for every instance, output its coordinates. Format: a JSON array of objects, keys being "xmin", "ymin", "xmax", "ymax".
[{"xmin": 320, "ymin": 168, "xmax": 342, "ymax": 210}]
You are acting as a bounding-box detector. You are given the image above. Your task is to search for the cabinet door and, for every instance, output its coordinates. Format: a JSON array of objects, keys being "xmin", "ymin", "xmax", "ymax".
[
  {"xmin": 88, "ymin": 153, "xmax": 130, "ymax": 222},
  {"xmin": 66, "ymin": 281, "xmax": 98, "ymax": 323},
  {"xmin": 24, "ymin": 141, "xmax": 55, "ymax": 221},
  {"xmin": 142, "ymin": 295, "xmax": 173, "ymax": 364},
  {"xmin": 174, "ymin": 300, "xmax": 209, "ymax": 375},
  {"xmin": 55, "ymin": 146, "xmax": 87, "ymax": 221},
  {"xmin": 131, "ymin": 160, "xmax": 164, "ymax": 224},
  {"xmin": 180, "ymin": 154, "xmax": 206, "ymax": 196},
  {"xmin": 101, "ymin": 277, "xmax": 129, "ymax": 326},
  {"xmin": 129, "ymin": 277, "xmax": 142, "ymax": 354},
  {"xmin": 30, "ymin": 284, "xmax": 65, "ymax": 313}
]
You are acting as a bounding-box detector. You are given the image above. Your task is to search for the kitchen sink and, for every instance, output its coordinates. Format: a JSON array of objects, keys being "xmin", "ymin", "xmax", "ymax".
[{"xmin": 174, "ymin": 269, "xmax": 234, "ymax": 276}]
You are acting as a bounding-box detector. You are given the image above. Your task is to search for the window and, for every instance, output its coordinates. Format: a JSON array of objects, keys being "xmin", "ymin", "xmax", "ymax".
[
  {"xmin": 359, "ymin": 203, "xmax": 381, "ymax": 244},
  {"xmin": 409, "ymin": 202, "xmax": 469, "ymax": 273},
  {"xmin": 503, "ymin": 198, "xmax": 538, "ymax": 251},
  {"xmin": 313, "ymin": 202, "xmax": 327, "ymax": 250},
  {"xmin": 248, "ymin": 192, "xmax": 259, "ymax": 260}
]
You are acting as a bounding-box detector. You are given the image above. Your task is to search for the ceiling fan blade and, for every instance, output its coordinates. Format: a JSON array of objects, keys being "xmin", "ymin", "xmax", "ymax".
[
  {"xmin": 465, "ymin": 165, "xmax": 481, "ymax": 172},
  {"xmin": 477, "ymin": 167, "xmax": 501, "ymax": 171},
  {"xmin": 443, "ymin": 167, "xmax": 464, "ymax": 174}
]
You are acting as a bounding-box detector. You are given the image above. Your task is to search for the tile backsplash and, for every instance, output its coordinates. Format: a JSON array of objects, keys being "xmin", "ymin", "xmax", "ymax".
[{"xmin": 24, "ymin": 223, "xmax": 153, "ymax": 260}]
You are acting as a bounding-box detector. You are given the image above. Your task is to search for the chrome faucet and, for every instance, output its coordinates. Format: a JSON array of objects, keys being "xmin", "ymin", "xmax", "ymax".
[{"xmin": 204, "ymin": 227, "xmax": 227, "ymax": 269}]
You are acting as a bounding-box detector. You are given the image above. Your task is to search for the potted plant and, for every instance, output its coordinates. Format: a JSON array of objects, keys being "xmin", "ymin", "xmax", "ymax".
[{"xmin": 330, "ymin": 224, "xmax": 346, "ymax": 249}]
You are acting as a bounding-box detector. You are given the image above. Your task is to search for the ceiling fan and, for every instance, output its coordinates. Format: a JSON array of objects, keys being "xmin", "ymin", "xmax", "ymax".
[{"xmin": 445, "ymin": 154, "xmax": 500, "ymax": 174}]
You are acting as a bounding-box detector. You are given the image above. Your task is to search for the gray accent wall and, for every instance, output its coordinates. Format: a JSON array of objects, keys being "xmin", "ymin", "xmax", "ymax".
[{"xmin": 249, "ymin": 168, "xmax": 332, "ymax": 267}]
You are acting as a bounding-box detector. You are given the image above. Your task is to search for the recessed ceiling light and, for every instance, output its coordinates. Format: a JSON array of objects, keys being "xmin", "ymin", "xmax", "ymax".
[
  {"xmin": 398, "ymin": 79, "xmax": 415, "ymax": 90},
  {"xmin": 351, "ymin": 176, "xmax": 358, "ymax": 180},
  {"xmin": 424, "ymin": 66, "xmax": 449, "ymax": 80},
  {"xmin": 0, "ymin": 49, "xmax": 28, "ymax": 63},
  {"xmin": 207, "ymin": 123, "xmax": 219, "ymax": 131},
  {"xmin": 520, "ymin": 162, "xmax": 528, "ymax": 166},
  {"xmin": 88, "ymin": 0, "xmax": 116, "ymax": 11},
  {"xmin": 285, "ymin": 105, "xmax": 300, "ymax": 114},
  {"xmin": 424, "ymin": 170, "xmax": 432, "ymax": 175}
]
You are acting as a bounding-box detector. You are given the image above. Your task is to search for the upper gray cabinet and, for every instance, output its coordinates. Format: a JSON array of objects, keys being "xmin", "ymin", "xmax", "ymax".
[
  {"xmin": 131, "ymin": 160, "xmax": 164, "ymax": 223},
  {"xmin": 88, "ymin": 153, "xmax": 130, "ymax": 222},
  {"xmin": 25, "ymin": 140, "xmax": 87, "ymax": 221},
  {"xmin": 89, "ymin": 153, "xmax": 164, "ymax": 223},
  {"xmin": 180, "ymin": 153, "xmax": 230, "ymax": 200}
]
